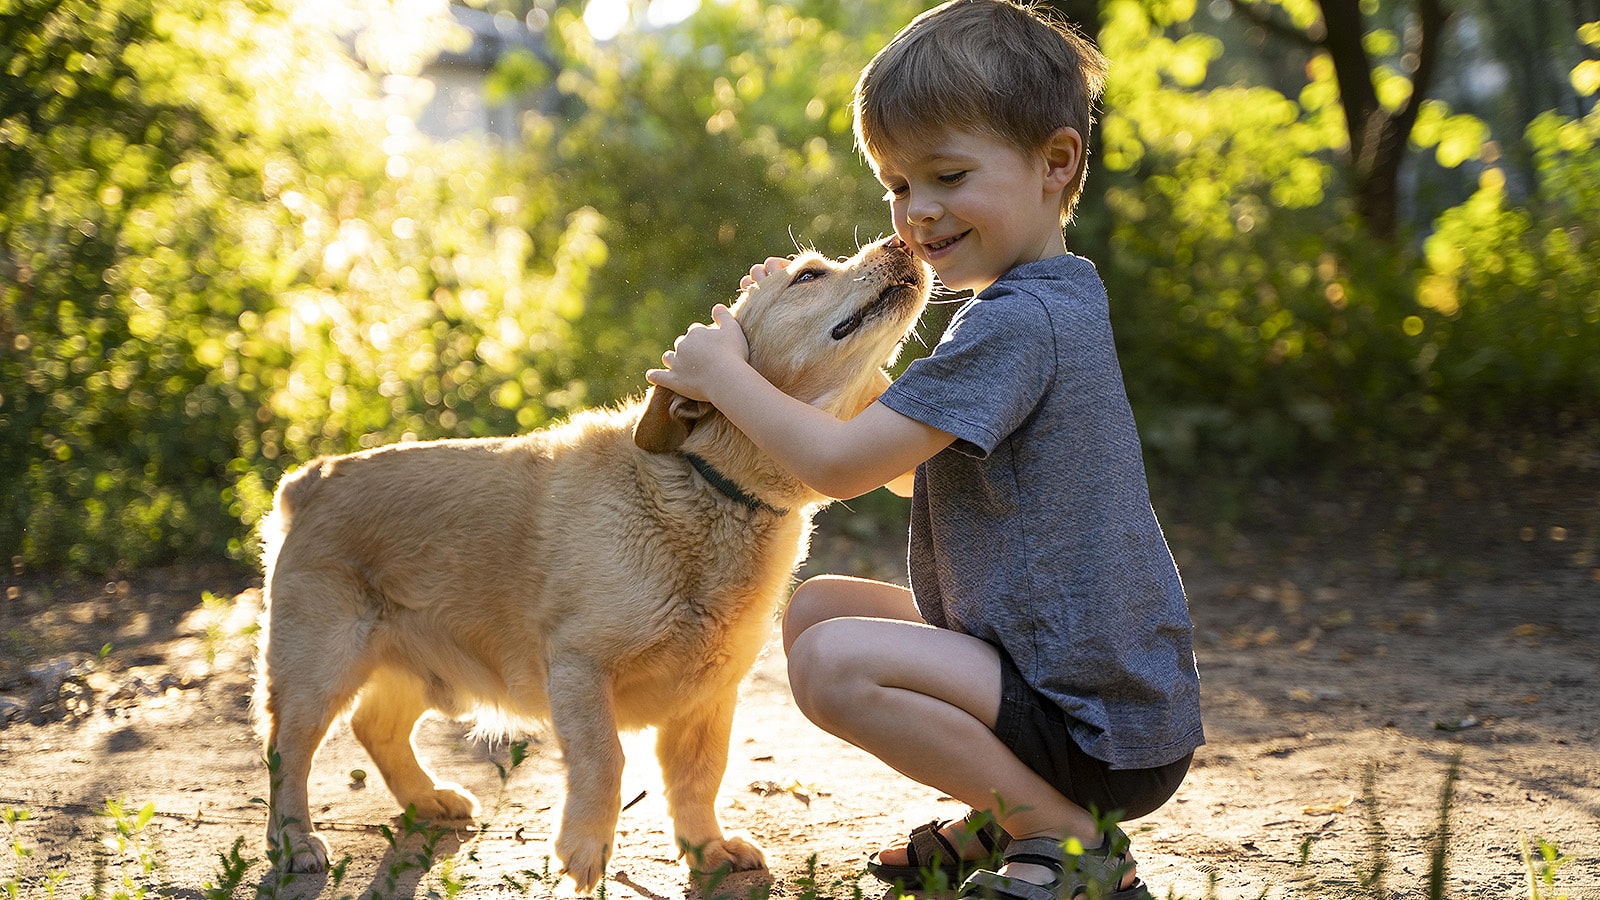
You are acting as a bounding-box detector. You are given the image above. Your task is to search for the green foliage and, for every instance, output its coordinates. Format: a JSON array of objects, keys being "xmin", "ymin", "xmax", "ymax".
[
  {"xmin": 529, "ymin": 0, "xmax": 921, "ymax": 401},
  {"xmin": 1091, "ymin": 2, "xmax": 1597, "ymax": 471},
  {"xmin": 1, "ymin": 0, "xmax": 1596, "ymax": 572},
  {"xmin": 1, "ymin": 0, "xmax": 612, "ymax": 570},
  {"xmin": 1417, "ymin": 105, "xmax": 1600, "ymax": 426},
  {"xmin": 1097, "ymin": 0, "xmax": 1434, "ymax": 469}
]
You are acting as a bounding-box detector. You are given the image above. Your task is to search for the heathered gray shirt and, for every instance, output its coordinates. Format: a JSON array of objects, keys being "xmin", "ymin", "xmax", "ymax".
[{"xmin": 878, "ymin": 253, "xmax": 1204, "ymax": 771}]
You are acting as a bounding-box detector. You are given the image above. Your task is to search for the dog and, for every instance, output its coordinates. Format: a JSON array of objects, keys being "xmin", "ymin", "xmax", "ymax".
[{"xmin": 252, "ymin": 237, "xmax": 929, "ymax": 890}]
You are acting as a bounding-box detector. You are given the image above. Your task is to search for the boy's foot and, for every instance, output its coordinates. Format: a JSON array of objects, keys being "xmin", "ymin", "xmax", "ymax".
[
  {"xmin": 866, "ymin": 810, "xmax": 1009, "ymax": 887},
  {"xmin": 958, "ymin": 830, "xmax": 1149, "ymax": 899}
]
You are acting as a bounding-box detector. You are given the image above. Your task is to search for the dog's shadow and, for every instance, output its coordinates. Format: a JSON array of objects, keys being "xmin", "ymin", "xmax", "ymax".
[
  {"xmin": 673, "ymin": 868, "xmax": 777, "ymax": 900},
  {"xmin": 247, "ymin": 816, "xmax": 468, "ymax": 900}
]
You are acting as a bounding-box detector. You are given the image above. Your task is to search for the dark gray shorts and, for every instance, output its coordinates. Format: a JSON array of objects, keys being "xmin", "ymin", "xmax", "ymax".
[{"xmin": 994, "ymin": 650, "xmax": 1191, "ymax": 821}]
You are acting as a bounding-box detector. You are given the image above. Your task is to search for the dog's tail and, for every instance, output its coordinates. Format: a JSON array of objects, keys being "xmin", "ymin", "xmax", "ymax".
[{"xmin": 257, "ymin": 458, "xmax": 330, "ymax": 563}]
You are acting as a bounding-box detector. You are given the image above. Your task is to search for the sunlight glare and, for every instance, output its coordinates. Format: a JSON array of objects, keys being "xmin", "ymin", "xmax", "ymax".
[
  {"xmin": 583, "ymin": 0, "xmax": 630, "ymax": 41},
  {"xmin": 646, "ymin": 0, "xmax": 701, "ymax": 28}
]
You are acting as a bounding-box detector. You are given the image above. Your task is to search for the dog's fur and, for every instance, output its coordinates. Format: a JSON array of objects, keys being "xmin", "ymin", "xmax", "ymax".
[{"xmin": 252, "ymin": 238, "xmax": 929, "ymax": 890}]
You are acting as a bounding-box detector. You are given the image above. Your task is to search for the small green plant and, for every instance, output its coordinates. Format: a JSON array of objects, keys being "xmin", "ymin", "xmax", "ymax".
[
  {"xmin": 3, "ymin": 806, "xmax": 32, "ymax": 900},
  {"xmin": 98, "ymin": 798, "xmax": 160, "ymax": 899},
  {"xmin": 491, "ymin": 739, "xmax": 531, "ymax": 789},
  {"xmin": 370, "ymin": 805, "xmax": 455, "ymax": 899},
  {"xmin": 1522, "ymin": 836, "xmax": 1572, "ymax": 900},
  {"xmin": 199, "ymin": 591, "xmax": 231, "ymax": 665},
  {"xmin": 500, "ymin": 855, "xmax": 554, "ymax": 894},
  {"xmin": 200, "ymin": 836, "xmax": 254, "ymax": 900},
  {"xmin": 197, "ymin": 590, "xmax": 257, "ymax": 665}
]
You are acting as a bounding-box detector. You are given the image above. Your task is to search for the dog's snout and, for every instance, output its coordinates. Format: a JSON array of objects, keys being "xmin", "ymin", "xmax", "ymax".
[{"xmin": 868, "ymin": 238, "xmax": 925, "ymax": 288}]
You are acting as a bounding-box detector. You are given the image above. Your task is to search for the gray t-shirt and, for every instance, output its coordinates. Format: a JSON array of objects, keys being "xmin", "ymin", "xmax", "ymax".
[{"xmin": 878, "ymin": 253, "xmax": 1204, "ymax": 771}]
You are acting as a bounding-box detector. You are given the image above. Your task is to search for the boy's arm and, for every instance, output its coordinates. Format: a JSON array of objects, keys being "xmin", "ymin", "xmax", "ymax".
[
  {"xmin": 883, "ymin": 468, "xmax": 917, "ymax": 498},
  {"xmin": 646, "ymin": 305, "xmax": 951, "ymax": 500}
]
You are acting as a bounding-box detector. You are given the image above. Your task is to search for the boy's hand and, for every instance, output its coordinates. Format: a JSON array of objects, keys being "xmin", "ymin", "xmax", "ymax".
[
  {"xmin": 740, "ymin": 257, "xmax": 791, "ymax": 290},
  {"xmin": 646, "ymin": 304, "xmax": 749, "ymax": 403}
]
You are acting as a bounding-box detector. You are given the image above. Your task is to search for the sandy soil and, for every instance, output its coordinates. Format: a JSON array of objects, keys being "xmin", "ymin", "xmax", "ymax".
[{"xmin": 2, "ymin": 464, "xmax": 1597, "ymax": 899}]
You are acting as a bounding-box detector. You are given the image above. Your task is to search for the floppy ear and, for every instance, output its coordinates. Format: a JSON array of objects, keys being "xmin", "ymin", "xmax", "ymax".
[{"xmin": 633, "ymin": 385, "xmax": 713, "ymax": 452}]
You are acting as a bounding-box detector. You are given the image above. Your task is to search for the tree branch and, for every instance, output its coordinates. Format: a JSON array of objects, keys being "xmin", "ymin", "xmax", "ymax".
[
  {"xmin": 1393, "ymin": 0, "xmax": 1452, "ymax": 139},
  {"xmin": 1226, "ymin": 0, "xmax": 1321, "ymax": 50}
]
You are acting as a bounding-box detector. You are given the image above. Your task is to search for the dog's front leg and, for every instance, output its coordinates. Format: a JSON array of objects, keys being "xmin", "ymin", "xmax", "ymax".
[
  {"xmin": 548, "ymin": 657, "xmax": 625, "ymax": 894},
  {"xmin": 656, "ymin": 690, "xmax": 766, "ymax": 876}
]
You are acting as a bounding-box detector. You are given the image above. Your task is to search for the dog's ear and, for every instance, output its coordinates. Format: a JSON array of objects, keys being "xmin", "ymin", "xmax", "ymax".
[{"xmin": 633, "ymin": 385, "xmax": 712, "ymax": 452}]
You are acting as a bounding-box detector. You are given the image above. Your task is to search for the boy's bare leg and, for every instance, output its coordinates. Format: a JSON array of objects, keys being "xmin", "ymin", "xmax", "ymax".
[
  {"xmin": 784, "ymin": 576, "xmax": 1136, "ymax": 888},
  {"xmin": 781, "ymin": 574, "xmax": 927, "ymax": 653}
]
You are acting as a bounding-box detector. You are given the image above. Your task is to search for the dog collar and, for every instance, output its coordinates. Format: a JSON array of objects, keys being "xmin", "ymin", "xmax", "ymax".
[{"xmin": 683, "ymin": 453, "xmax": 789, "ymax": 517}]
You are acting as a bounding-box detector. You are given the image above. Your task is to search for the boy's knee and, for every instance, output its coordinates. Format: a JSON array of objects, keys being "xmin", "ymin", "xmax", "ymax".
[
  {"xmin": 781, "ymin": 575, "xmax": 839, "ymax": 653},
  {"xmin": 784, "ymin": 622, "xmax": 853, "ymax": 726}
]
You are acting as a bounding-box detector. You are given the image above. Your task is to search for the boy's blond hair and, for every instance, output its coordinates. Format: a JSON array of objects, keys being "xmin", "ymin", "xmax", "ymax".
[{"xmin": 853, "ymin": 0, "xmax": 1109, "ymax": 222}]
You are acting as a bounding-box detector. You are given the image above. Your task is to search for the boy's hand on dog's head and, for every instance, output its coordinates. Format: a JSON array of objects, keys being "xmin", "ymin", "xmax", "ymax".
[
  {"xmin": 647, "ymin": 304, "xmax": 749, "ymax": 403},
  {"xmin": 740, "ymin": 256, "xmax": 791, "ymax": 290}
]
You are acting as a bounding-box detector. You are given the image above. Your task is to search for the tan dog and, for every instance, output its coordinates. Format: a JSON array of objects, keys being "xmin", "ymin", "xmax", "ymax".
[{"xmin": 252, "ymin": 237, "xmax": 929, "ymax": 890}]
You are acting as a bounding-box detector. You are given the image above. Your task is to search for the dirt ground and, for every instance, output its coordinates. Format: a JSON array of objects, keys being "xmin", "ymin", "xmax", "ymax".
[{"xmin": 2, "ymin": 454, "xmax": 1598, "ymax": 899}]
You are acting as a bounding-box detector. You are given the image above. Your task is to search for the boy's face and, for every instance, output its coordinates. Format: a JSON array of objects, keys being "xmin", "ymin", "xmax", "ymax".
[{"xmin": 870, "ymin": 128, "xmax": 1075, "ymax": 294}]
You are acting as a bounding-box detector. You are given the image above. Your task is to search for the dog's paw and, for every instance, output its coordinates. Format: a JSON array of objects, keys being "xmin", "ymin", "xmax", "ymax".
[
  {"xmin": 556, "ymin": 832, "xmax": 610, "ymax": 894},
  {"xmin": 269, "ymin": 827, "xmax": 331, "ymax": 873},
  {"xmin": 405, "ymin": 784, "xmax": 479, "ymax": 822},
  {"xmin": 685, "ymin": 835, "xmax": 767, "ymax": 874}
]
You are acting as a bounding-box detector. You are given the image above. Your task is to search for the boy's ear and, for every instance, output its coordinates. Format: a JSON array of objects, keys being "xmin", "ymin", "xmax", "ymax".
[{"xmin": 1042, "ymin": 126, "xmax": 1084, "ymax": 193}]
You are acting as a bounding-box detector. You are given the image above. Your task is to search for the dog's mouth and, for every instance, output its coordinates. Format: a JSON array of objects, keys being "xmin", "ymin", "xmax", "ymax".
[
  {"xmin": 830, "ymin": 282, "xmax": 910, "ymax": 340},
  {"xmin": 830, "ymin": 276, "xmax": 923, "ymax": 341}
]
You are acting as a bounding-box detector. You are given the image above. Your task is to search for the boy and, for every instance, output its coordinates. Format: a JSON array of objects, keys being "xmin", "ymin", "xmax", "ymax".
[{"xmin": 647, "ymin": 1, "xmax": 1202, "ymax": 897}]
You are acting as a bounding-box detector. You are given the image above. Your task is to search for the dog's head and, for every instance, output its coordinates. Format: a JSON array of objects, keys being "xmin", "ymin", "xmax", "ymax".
[{"xmin": 635, "ymin": 237, "xmax": 930, "ymax": 453}]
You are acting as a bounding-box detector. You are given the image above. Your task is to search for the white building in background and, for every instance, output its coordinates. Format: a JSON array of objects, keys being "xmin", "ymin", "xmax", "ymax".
[
  {"xmin": 372, "ymin": 0, "xmax": 702, "ymax": 140},
  {"xmin": 408, "ymin": 3, "xmax": 552, "ymax": 140}
]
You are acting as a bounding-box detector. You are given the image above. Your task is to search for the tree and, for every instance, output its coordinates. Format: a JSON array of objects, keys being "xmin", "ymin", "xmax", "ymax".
[{"xmin": 1227, "ymin": 0, "xmax": 1454, "ymax": 239}]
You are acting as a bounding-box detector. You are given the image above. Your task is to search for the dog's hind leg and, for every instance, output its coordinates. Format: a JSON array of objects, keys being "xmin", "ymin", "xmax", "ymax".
[
  {"xmin": 657, "ymin": 689, "xmax": 766, "ymax": 875},
  {"xmin": 350, "ymin": 666, "xmax": 479, "ymax": 822},
  {"xmin": 258, "ymin": 571, "xmax": 375, "ymax": 873}
]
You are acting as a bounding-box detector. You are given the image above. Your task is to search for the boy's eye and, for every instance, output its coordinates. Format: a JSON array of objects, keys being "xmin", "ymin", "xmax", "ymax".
[
  {"xmin": 881, "ymin": 184, "xmax": 908, "ymax": 201},
  {"xmin": 938, "ymin": 171, "xmax": 967, "ymax": 185}
]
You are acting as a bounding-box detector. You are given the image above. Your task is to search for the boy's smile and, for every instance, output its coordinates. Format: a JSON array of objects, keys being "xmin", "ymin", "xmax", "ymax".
[{"xmin": 871, "ymin": 128, "xmax": 1079, "ymax": 294}]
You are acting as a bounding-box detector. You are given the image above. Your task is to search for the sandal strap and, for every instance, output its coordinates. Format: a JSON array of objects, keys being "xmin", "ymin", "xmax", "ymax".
[
  {"xmin": 959, "ymin": 867, "xmax": 1061, "ymax": 900},
  {"xmin": 963, "ymin": 809, "xmax": 1011, "ymax": 854},
  {"xmin": 960, "ymin": 831, "xmax": 1138, "ymax": 899},
  {"xmin": 905, "ymin": 819, "xmax": 959, "ymax": 869}
]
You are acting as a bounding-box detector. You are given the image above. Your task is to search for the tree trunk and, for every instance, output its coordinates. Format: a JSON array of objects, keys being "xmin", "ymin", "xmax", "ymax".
[{"xmin": 1318, "ymin": 0, "xmax": 1453, "ymax": 239}]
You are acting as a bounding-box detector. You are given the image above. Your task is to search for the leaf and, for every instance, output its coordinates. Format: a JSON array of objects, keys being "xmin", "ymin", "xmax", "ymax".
[
  {"xmin": 1571, "ymin": 59, "xmax": 1600, "ymax": 97},
  {"xmin": 1302, "ymin": 795, "xmax": 1355, "ymax": 815}
]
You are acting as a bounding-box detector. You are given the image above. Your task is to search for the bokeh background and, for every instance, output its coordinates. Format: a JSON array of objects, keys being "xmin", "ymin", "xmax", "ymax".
[{"xmin": 2, "ymin": 0, "xmax": 1596, "ymax": 573}]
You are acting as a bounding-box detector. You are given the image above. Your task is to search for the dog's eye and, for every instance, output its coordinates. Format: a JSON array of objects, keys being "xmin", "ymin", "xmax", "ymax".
[{"xmin": 792, "ymin": 269, "xmax": 824, "ymax": 284}]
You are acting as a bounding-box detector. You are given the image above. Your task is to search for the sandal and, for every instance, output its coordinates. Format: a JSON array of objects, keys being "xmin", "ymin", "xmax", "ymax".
[
  {"xmin": 957, "ymin": 827, "xmax": 1154, "ymax": 900},
  {"xmin": 865, "ymin": 809, "xmax": 1010, "ymax": 888}
]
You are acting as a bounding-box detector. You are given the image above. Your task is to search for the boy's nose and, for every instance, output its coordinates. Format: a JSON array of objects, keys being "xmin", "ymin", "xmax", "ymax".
[{"xmin": 905, "ymin": 196, "xmax": 940, "ymax": 224}]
